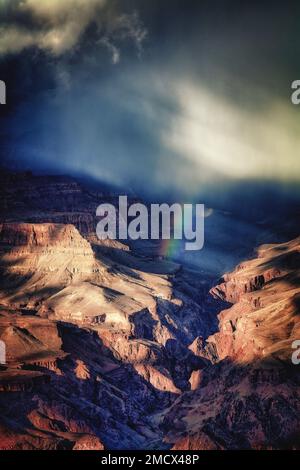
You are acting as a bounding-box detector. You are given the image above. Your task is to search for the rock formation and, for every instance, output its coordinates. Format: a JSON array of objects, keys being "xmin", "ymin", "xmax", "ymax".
[
  {"xmin": 0, "ymin": 170, "xmax": 299, "ymax": 450},
  {"xmin": 162, "ymin": 237, "xmax": 300, "ymax": 449},
  {"xmin": 0, "ymin": 217, "xmax": 214, "ymax": 449}
]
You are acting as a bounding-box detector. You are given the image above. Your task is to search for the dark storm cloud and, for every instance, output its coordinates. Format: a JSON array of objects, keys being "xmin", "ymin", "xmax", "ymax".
[{"xmin": 1, "ymin": 0, "xmax": 300, "ymax": 197}]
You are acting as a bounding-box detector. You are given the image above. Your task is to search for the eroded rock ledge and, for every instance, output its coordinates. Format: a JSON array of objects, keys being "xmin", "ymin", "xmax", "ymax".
[{"xmin": 162, "ymin": 237, "xmax": 300, "ymax": 450}]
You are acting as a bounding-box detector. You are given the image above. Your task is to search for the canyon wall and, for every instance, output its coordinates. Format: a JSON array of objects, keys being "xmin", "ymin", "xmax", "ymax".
[{"xmin": 162, "ymin": 237, "xmax": 300, "ymax": 449}]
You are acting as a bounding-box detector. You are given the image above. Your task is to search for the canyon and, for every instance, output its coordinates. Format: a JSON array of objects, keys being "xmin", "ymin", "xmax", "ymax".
[{"xmin": 0, "ymin": 170, "xmax": 299, "ymax": 449}]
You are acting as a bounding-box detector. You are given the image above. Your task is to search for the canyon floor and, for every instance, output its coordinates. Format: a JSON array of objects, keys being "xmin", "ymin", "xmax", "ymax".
[{"xmin": 0, "ymin": 170, "xmax": 299, "ymax": 450}]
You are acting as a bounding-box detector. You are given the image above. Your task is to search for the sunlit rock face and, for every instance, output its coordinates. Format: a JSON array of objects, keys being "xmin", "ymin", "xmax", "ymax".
[
  {"xmin": 208, "ymin": 237, "xmax": 300, "ymax": 363},
  {"xmin": 0, "ymin": 207, "xmax": 215, "ymax": 449},
  {"xmin": 162, "ymin": 237, "xmax": 300, "ymax": 450},
  {"xmin": 0, "ymin": 221, "xmax": 212, "ymax": 341}
]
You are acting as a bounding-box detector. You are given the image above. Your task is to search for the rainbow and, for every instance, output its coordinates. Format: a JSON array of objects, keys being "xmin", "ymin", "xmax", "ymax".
[{"xmin": 158, "ymin": 208, "xmax": 184, "ymax": 258}]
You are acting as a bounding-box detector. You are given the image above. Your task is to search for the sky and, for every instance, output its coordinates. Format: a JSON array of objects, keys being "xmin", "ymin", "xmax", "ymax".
[{"xmin": 1, "ymin": 0, "xmax": 300, "ymax": 199}]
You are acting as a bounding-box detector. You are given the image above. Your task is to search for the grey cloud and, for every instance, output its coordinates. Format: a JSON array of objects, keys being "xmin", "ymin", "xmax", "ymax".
[{"xmin": 0, "ymin": 0, "xmax": 147, "ymax": 61}]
